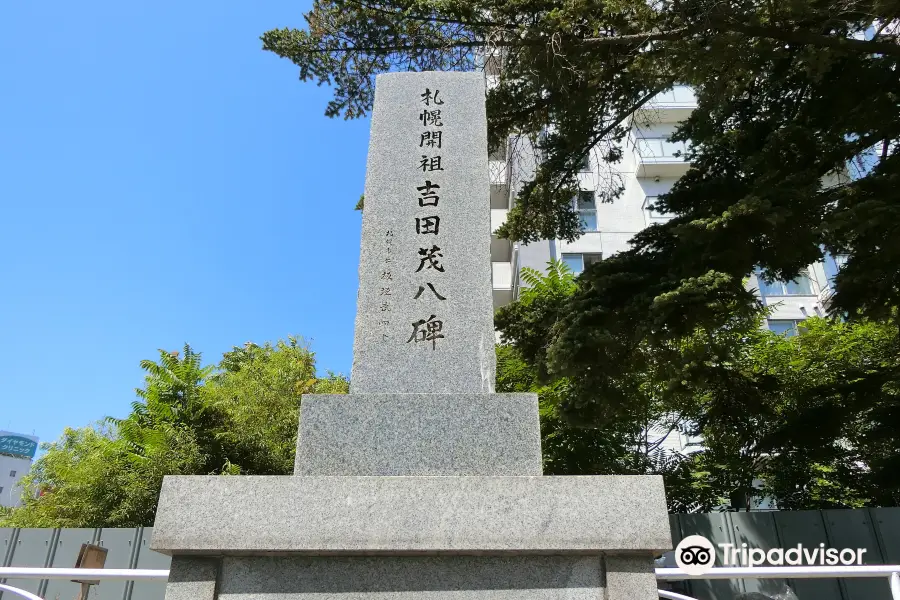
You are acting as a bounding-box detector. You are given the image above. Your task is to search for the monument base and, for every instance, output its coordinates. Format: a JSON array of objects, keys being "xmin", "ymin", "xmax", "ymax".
[
  {"xmin": 152, "ymin": 474, "xmax": 669, "ymax": 600},
  {"xmin": 152, "ymin": 475, "xmax": 670, "ymax": 554},
  {"xmin": 152, "ymin": 71, "xmax": 674, "ymax": 600},
  {"xmin": 165, "ymin": 554, "xmax": 659, "ymax": 600}
]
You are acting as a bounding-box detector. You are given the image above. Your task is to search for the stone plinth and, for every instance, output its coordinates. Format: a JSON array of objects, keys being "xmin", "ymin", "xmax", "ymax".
[
  {"xmin": 295, "ymin": 393, "xmax": 541, "ymax": 476},
  {"xmin": 151, "ymin": 475, "xmax": 671, "ymax": 555}
]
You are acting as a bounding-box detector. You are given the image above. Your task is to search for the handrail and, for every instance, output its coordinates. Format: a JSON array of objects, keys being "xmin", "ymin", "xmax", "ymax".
[
  {"xmin": 0, "ymin": 567, "xmax": 169, "ymax": 581},
  {"xmin": 656, "ymin": 564, "xmax": 900, "ymax": 600},
  {"xmin": 658, "ymin": 591, "xmax": 700, "ymax": 600},
  {"xmin": 1, "ymin": 565, "xmax": 897, "ymax": 600},
  {"xmin": 657, "ymin": 565, "xmax": 900, "ymax": 579},
  {"xmin": 0, "ymin": 583, "xmax": 44, "ymax": 600}
]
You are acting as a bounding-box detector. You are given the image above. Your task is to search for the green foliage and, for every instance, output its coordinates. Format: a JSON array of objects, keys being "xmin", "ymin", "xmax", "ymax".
[
  {"xmin": 656, "ymin": 317, "xmax": 900, "ymax": 510},
  {"xmin": 495, "ymin": 260, "xmax": 577, "ymax": 379},
  {"xmin": 0, "ymin": 425, "xmax": 205, "ymax": 528},
  {"xmin": 204, "ymin": 337, "xmax": 343, "ymax": 475},
  {"xmin": 496, "ymin": 260, "xmax": 900, "ymax": 509},
  {"xmin": 496, "ymin": 264, "xmax": 715, "ymax": 509},
  {"xmin": 752, "ymin": 319, "xmax": 900, "ymax": 507},
  {"xmin": 496, "ymin": 344, "xmax": 644, "ymax": 477},
  {"xmin": 498, "ymin": 342, "xmax": 724, "ymax": 511},
  {"xmin": 108, "ymin": 345, "xmax": 223, "ymax": 472},
  {"xmin": 1, "ymin": 337, "xmax": 348, "ymax": 527}
]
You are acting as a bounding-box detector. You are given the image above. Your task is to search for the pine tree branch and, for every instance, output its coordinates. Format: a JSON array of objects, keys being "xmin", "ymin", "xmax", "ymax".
[
  {"xmin": 347, "ymin": 0, "xmax": 515, "ymax": 30},
  {"xmin": 551, "ymin": 87, "xmax": 665, "ymax": 195},
  {"xmin": 287, "ymin": 17, "xmax": 900, "ymax": 57},
  {"xmin": 718, "ymin": 20, "xmax": 900, "ymax": 57},
  {"xmin": 581, "ymin": 27, "xmax": 692, "ymax": 45}
]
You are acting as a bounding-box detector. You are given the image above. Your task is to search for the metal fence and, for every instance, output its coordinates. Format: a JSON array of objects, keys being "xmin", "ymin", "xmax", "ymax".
[
  {"xmin": 2, "ymin": 507, "xmax": 899, "ymax": 600},
  {"xmin": 0, "ymin": 528, "xmax": 169, "ymax": 600}
]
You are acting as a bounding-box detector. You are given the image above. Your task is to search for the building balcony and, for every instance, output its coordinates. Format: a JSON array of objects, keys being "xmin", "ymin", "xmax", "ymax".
[
  {"xmin": 636, "ymin": 86, "xmax": 697, "ymax": 124},
  {"xmin": 490, "ymin": 184, "xmax": 510, "ymax": 209},
  {"xmin": 490, "ymin": 209, "xmax": 511, "ymax": 262},
  {"xmin": 642, "ymin": 196, "xmax": 675, "ymax": 227},
  {"xmin": 489, "ymin": 159, "xmax": 508, "ymax": 185},
  {"xmin": 490, "ymin": 209, "xmax": 508, "ymax": 236},
  {"xmin": 492, "ymin": 261, "xmax": 513, "ymax": 309},
  {"xmin": 635, "ymin": 138, "xmax": 692, "ymax": 178}
]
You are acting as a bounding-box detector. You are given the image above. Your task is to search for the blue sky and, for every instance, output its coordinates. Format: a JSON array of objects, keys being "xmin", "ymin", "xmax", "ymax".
[{"xmin": 0, "ymin": 0, "xmax": 369, "ymax": 445}]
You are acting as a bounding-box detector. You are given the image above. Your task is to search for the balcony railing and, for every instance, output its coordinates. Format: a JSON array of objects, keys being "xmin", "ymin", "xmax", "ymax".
[
  {"xmin": 637, "ymin": 138, "xmax": 688, "ymax": 159},
  {"xmin": 635, "ymin": 138, "xmax": 691, "ymax": 178},
  {"xmin": 491, "ymin": 261, "xmax": 513, "ymax": 310},
  {"xmin": 490, "ymin": 209, "xmax": 508, "ymax": 235},
  {"xmin": 490, "ymin": 209, "xmax": 511, "ymax": 262},
  {"xmin": 652, "ymin": 86, "xmax": 697, "ymax": 105},
  {"xmin": 643, "ymin": 195, "xmax": 675, "ymax": 225},
  {"xmin": 637, "ymin": 86, "xmax": 698, "ymax": 124}
]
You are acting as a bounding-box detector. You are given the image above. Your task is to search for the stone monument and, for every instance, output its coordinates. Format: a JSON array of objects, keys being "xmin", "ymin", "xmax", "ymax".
[{"xmin": 151, "ymin": 71, "xmax": 672, "ymax": 600}]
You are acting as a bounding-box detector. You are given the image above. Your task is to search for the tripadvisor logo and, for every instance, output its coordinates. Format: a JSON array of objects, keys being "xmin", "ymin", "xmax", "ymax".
[
  {"xmin": 675, "ymin": 535, "xmax": 868, "ymax": 575},
  {"xmin": 675, "ymin": 536, "xmax": 717, "ymax": 575}
]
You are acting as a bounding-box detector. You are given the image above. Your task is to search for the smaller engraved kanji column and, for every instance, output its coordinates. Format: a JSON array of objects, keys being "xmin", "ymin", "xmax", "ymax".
[{"xmin": 350, "ymin": 72, "xmax": 496, "ymax": 395}]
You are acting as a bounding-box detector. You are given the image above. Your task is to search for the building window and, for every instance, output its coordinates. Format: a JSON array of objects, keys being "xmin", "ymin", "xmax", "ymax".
[
  {"xmin": 576, "ymin": 191, "xmax": 598, "ymax": 231},
  {"xmin": 0, "ymin": 486, "xmax": 3, "ymax": 494},
  {"xmin": 562, "ymin": 253, "xmax": 602, "ymax": 275},
  {"xmin": 562, "ymin": 254, "xmax": 583, "ymax": 274},
  {"xmin": 644, "ymin": 195, "xmax": 674, "ymax": 224},
  {"xmin": 758, "ymin": 271, "xmax": 815, "ymax": 296},
  {"xmin": 768, "ymin": 319, "xmax": 805, "ymax": 337},
  {"xmin": 9, "ymin": 470, "xmax": 16, "ymax": 477},
  {"xmin": 578, "ymin": 154, "xmax": 591, "ymax": 171},
  {"xmin": 823, "ymin": 253, "xmax": 847, "ymax": 288}
]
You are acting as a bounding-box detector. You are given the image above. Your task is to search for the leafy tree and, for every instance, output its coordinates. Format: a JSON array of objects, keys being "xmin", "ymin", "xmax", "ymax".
[
  {"xmin": 637, "ymin": 317, "xmax": 899, "ymax": 510},
  {"xmin": 497, "ymin": 344, "xmax": 644, "ymax": 476},
  {"xmin": 0, "ymin": 425, "xmax": 204, "ymax": 528},
  {"xmin": 1, "ymin": 337, "xmax": 349, "ymax": 527},
  {"xmin": 498, "ymin": 342, "xmax": 724, "ymax": 510},
  {"xmin": 754, "ymin": 319, "xmax": 900, "ymax": 508},
  {"xmin": 661, "ymin": 318, "xmax": 900, "ymax": 511},
  {"xmin": 262, "ymin": 0, "xmax": 899, "ymax": 421},
  {"xmin": 495, "ymin": 260, "xmax": 577, "ymax": 379},
  {"xmin": 498, "ymin": 260, "xmax": 900, "ymax": 510},
  {"xmin": 204, "ymin": 337, "xmax": 349, "ymax": 475},
  {"xmin": 496, "ymin": 263, "xmax": 715, "ymax": 508},
  {"xmin": 108, "ymin": 345, "xmax": 225, "ymax": 475}
]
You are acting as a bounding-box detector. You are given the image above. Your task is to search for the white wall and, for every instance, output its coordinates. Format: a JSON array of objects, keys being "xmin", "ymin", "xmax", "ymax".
[
  {"xmin": 0, "ymin": 454, "xmax": 34, "ymax": 508},
  {"xmin": 509, "ymin": 89, "xmax": 840, "ymax": 331}
]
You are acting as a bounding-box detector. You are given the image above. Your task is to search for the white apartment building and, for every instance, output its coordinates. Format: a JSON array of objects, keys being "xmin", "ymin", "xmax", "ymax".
[
  {"xmin": 0, "ymin": 431, "xmax": 39, "ymax": 508},
  {"xmin": 488, "ymin": 84, "xmax": 843, "ymax": 459},
  {"xmin": 490, "ymin": 85, "xmax": 842, "ymax": 333}
]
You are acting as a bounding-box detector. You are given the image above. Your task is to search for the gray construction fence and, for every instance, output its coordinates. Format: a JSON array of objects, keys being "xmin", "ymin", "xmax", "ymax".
[{"xmin": 1, "ymin": 508, "xmax": 899, "ymax": 600}]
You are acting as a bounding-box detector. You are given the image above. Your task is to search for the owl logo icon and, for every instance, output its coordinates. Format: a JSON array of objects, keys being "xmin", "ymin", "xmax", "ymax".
[{"xmin": 675, "ymin": 535, "xmax": 716, "ymax": 575}]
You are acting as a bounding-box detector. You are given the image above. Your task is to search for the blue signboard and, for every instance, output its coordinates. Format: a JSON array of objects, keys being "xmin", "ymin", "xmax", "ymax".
[{"xmin": 0, "ymin": 433, "xmax": 39, "ymax": 459}]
